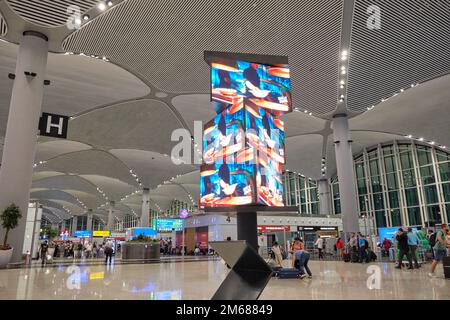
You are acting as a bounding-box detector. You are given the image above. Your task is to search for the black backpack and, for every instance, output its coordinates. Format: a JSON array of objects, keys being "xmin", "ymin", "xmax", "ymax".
[{"xmin": 429, "ymin": 233, "xmax": 437, "ymax": 247}]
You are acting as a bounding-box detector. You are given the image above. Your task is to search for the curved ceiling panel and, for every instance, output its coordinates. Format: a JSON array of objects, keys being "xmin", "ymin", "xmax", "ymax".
[
  {"xmin": 61, "ymin": 189, "xmax": 103, "ymax": 209},
  {"xmin": 32, "ymin": 174, "xmax": 98, "ymax": 195},
  {"xmin": 32, "ymin": 171, "xmax": 65, "ymax": 182},
  {"xmin": 146, "ymin": 195, "xmax": 173, "ymax": 211},
  {"xmin": 68, "ymin": 99, "xmax": 183, "ymax": 155},
  {"xmin": 350, "ymin": 74, "xmax": 450, "ymax": 149},
  {"xmin": 43, "ymin": 150, "xmax": 136, "ymax": 186},
  {"xmin": 151, "ymin": 184, "xmax": 191, "ymax": 204},
  {"xmin": 6, "ymin": 0, "xmax": 98, "ymax": 27},
  {"xmin": 44, "ymin": 53, "xmax": 150, "ymax": 115},
  {"xmin": 171, "ymin": 170, "xmax": 199, "ymax": 185},
  {"xmin": 0, "ymin": 41, "xmax": 149, "ymax": 127},
  {"xmin": 35, "ymin": 140, "xmax": 92, "ymax": 162},
  {"xmin": 45, "ymin": 200, "xmax": 85, "ymax": 215},
  {"xmin": 347, "ymin": 0, "xmax": 450, "ymax": 114},
  {"xmin": 171, "ymin": 94, "xmax": 217, "ymax": 133},
  {"xmin": 63, "ymin": 0, "xmax": 344, "ymax": 116},
  {"xmin": 282, "ymin": 112, "xmax": 327, "ymax": 138},
  {"xmin": 109, "ymin": 149, "xmax": 196, "ymax": 189},
  {"xmin": 79, "ymin": 174, "xmax": 135, "ymax": 202},
  {"xmin": 42, "ymin": 206, "xmax": 72, "ymax": 221},
  {"xmin": 42, "ymin": 209, "xmax": 62, "ymax": 223},
  {"xmin": 285, "ymin": 134, "xmax": 324, "ymax": 180},
  {"xmin": 350, "ymin": 131, "xmax": 405, "ymax": 156},
  {"xmin": 30, "ymin": 189, "xmax": 81, "ymax": 207}
]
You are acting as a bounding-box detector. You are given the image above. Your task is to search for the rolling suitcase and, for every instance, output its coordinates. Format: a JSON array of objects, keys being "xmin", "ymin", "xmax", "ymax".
[
  {"xmin": 278, "ymin": 268, "xmax": 300, "ymax": 279},
  {"xmin": 272, "ymin": 266, "xmax": 282, "ymax": 277},
  {"xmin": 351, "ymin": 251, "xmax": 359, "ymax": 263}
]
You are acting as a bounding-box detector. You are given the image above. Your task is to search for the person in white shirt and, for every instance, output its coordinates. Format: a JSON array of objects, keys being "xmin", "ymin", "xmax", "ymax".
[
  {"xmin": 271, "ymin": 241, "xmax": 283, "ymax": 267},
  {"xmin": 104, "ymin": 240, "xmax": 114, "ymax": 264},
  {"xmin": 315, "ymin": 237, "xmax": 324, "ymax": 260}
]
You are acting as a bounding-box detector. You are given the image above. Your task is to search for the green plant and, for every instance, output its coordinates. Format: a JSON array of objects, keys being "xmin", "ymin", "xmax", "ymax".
[
  {"xmin": 0, "ymin": 203, "xmax": 22, "ymax": 250},
  {"xmin": 127, "ymin": 234, "xmax": 157, "ymax": 243},
  {"xmin": 40, "ymin": 225, "xmax": 58, "ymax": 240}
]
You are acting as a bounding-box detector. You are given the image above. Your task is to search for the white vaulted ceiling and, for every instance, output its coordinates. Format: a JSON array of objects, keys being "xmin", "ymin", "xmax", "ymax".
[{"xmin": 0, "ymin": 0, "xmax": 449, "ymax": 222}]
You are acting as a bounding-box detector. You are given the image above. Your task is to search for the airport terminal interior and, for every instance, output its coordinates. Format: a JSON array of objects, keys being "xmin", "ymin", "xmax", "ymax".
[{"xmin": 0, "ymin": 0, "xmax": 449, "ymax": 301}]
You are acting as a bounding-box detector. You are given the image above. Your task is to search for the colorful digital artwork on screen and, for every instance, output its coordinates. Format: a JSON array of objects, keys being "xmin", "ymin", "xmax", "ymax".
[
  {"xmin": 201, "ymin": 54, "xmax": 291, "ymax": 207},
  {"xmin": 211, "ymin": 59, "xmax": 291, "ymax": 115}
]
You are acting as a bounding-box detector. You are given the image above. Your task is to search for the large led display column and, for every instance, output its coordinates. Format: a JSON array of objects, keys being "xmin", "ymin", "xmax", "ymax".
[
  {"xmin": 202, "ymin": 51, "xmax": 292, "ymax": 251},
  {"xmin": 201, "ymin": 53, "xmax": 291, "ymax": 209}
]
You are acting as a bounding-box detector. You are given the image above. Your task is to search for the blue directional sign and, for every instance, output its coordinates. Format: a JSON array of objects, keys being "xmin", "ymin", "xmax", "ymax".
[{"xmin": 74, "ymin": 230, "xmax": 92, "ymax": 238}]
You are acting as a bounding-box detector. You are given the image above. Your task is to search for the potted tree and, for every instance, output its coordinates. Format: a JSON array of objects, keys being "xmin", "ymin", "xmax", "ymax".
[
  {"xmin": 0, "ymin": 203, "xmax": 22, "ymax": 268},
  {"xmin": 40, "ymin": 226, "xmax": 59, "ymax": 261}
]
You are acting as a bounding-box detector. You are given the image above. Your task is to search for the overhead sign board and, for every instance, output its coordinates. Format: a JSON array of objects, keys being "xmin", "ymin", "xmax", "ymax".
[
  {"xmin": 297, "ymin": 226, "xmax": 338, "ymax": 232},
  {"xmin": 156, "ymin": 219, "xmax": 184, "ymax": 232},
  {"xmin": 74, "ymin": 230, "xmax": 92, "ymax": 238},
  {"xmin": 38, "ymin": 112, "xmax": 69, "ymax": 139},
  {"xmin": 93, "ymin": 230, "xmax": 110, "ymax": 237},
  {"xmin": 257, "ymin": 226, "xmax": 290, "ymax": 232}
]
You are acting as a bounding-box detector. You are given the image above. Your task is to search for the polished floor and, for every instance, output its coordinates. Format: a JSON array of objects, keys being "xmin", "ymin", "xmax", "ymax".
[{"xmin": 0, "ymin": 260, "xmax": 448, "ymax": 300}]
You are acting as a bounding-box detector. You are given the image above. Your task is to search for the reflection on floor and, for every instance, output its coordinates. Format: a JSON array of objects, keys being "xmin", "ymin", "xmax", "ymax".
[
  {"xmin": 25, "ymin": 255, "xmax": 218, "ymax": 268},
  {"xmin": 0, "ymin": 260, "xmax": 448, "ymax": 300}
]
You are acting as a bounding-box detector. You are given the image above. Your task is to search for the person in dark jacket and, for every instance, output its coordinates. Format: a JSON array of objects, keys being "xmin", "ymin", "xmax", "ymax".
[{"xmin": 395, "ymin": 228, "xmax": 413, "ymax": 270}]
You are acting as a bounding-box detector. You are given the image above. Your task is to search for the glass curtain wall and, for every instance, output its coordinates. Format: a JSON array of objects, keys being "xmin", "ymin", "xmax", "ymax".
[
  {"xmin": 123, "ymin": 214, "xmax": 140, "ymax": 229},
  {"xmin": 283, "ymin": 171, "xmax": 319, "ymax": 214},
  {"xmin": 332, "ymin": 141, "xmax": 450, "ymax": 229}
]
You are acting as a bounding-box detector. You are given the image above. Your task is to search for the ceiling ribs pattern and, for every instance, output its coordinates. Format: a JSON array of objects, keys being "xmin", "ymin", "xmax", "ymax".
[
  {"xmin": 6, "ymin": 0, "xmax": 99, "ymax": 27},
  {"xmin": 347, "ymin": 0, "xmax": 450, "ymax": 113},
  {"xmin": 62, "ymin": 0, "xmax": 344, "ymax": 116}
]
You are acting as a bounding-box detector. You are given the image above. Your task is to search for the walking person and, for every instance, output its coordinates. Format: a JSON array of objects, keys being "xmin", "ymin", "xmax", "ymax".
[
  {"xmin": 395, "ymin": 228, "xmax": 413, "ymax": 269},
  {"xmin": 336, "ymin": 237, "xmax": 345, "ymax": 259},
  {"xmin": 407, "ymin": 227, "xmax": 420, "ymax": 269},
  {"xmin": 358, "ymin": 233, "xmax": 368, "ymax": 263},
  {"xmin": 347, "ymin": 233, "xmax": 358, "ymax": 262},
  {"xmin": 429, "ymin": 224, "xmax": 449, "ymax": 277},
  {"xmin": 271, "ymin": 241, "xmax": 283, "ymax": 267},
  {"xmin": 104, "ymin": 239, "xmax": 114, "ymax": 264},
  {"xmin": 39, "ymin": 241, "xmax": 49, "ymax": 266},
  {"xmin": 315, "ymin": 236, "xmax": 324, "ymax": 260},
  {"xmin": 383, "ymin": 237, "xmax": 392, "ymax": 258}
]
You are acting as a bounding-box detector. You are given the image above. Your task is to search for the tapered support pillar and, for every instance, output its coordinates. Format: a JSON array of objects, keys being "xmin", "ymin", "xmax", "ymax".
[
  {"xmin": 71, "ymin": 216, "xmax": 78, "ymax": 236},
  {"xmin": 318, "ymin": 179, "xmax": 331, "ymax": 215},
  {"xmin": 86, "ymin": 210, "xmax": 93, "ymax": 231},
  {"xmin": 236, "ymin": 211, "xmax": 258, "ymax": 251},
  {"xmin": 107, "ymin": 201, "xmax": 115, "ymax": 231},
  {"xmin": 0, "ymin": 31, "xmax": 49, "ymax": 263},
  {"xmin": 332, "ymin": 114, "xmax": 359, "ymax": 233},
  {"xmin": 140, "ymin": 188, "xmax": 150, "ymax": 227}
]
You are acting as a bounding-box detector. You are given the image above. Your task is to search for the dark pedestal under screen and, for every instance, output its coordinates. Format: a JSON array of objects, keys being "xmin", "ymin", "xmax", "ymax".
[
  {"xmin": 236, "ymin": 211, "xmax": 258, "ymax": 251},
  {"xmin": 210, "ymin": 241, "xmax": 272, "ymax": 300}
]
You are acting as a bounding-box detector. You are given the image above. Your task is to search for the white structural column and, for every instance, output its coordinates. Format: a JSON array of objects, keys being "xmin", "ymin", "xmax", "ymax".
[
  {"xmin": 318, "ymin": 179, "xmax": 331, "ymax": 215},
  {"xmin": 0, "ymin": 31, "xmax": 49, "ymax": 263},
  {"xmin": 332, "ymin": 114, "xmax": 359, "ymax": 232},
  {"xmin": 71, "ymin": 216, "xmax": 78, "ymax": 236},
  {"xmin": 107, "ymin": 201, "xmax": 115, "ymax": 230},
  {"xmin": 140, "ymin": 188, "xmax": 150, "ymax": 227},
  {"xmin": 86, "ymin": 210, "xmax": 93, "ymax": 231}
]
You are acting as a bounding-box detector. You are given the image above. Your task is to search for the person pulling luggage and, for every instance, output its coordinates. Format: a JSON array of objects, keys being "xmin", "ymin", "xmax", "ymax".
[{"xmin": 293, "ymin": 242, "xmax": 312, "ymax": 279}]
